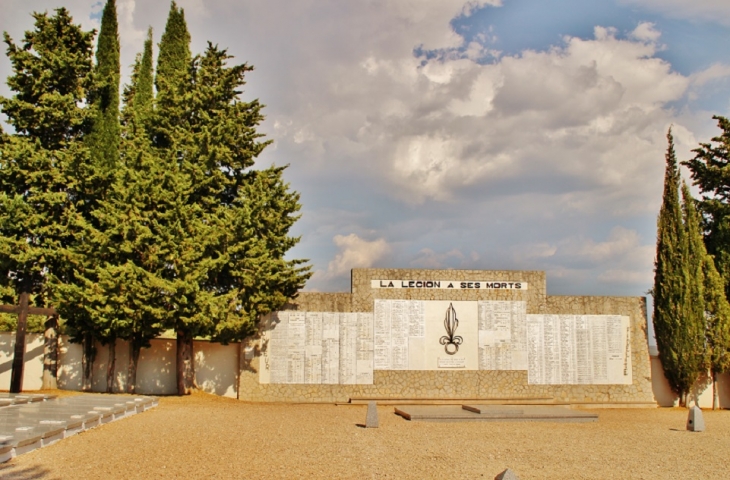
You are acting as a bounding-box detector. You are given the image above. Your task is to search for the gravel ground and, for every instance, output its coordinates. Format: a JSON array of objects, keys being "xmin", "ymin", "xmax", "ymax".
[{"xmin": 0, "ymin": 391, "xmax": 728, "ymax": 479}]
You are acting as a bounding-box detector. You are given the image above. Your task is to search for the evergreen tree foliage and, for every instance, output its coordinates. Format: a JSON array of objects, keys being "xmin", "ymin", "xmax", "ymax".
[
  {"xmin": 679, "ymin": 183, "xmax": 710, "ymax": 401},
  {"xmin": 702, "ymin": 253, "xmax": 730, "ymax": 408},
  {"xmin": 2, "ymin": 3, "xmax": 310, "ymax": 395},
  {"xmin": 0, "ymin": 9, "xmax": 94, "ymax": 391},
  {"xmin": 211, "ymin": 165, "xmax": 310, "ymax": 344},
  {"xmin": 652, "ymin": 129, "xmax": 730, "ymax": 406},
  {"xmin": 684, "ymin": 115, "xmax": 730, "ymax": 300},
  {"xmin": 653, "ymin": 130, "xmax": 694, "ymax": 405},
  {"xmin": 50, "ymin": 0, "xmax": 122, "ymax": 392},
  {"xmin": 122, "ymin": 28, "xmax": 154, "ymax": 134},
  {"xmin": 682, "ymin": 115, "xmax": 730, "ymax": 408},
  {"xmin": 154, "ymin": 1, "xmax": 191, "ymax": 149},
  {"xmin": 150, "ymin": 5, "xmax": 311, "ymax": 393},
  {"xmin": 86, "ymin": 0, "xmax": 120, "ymax": 172}
]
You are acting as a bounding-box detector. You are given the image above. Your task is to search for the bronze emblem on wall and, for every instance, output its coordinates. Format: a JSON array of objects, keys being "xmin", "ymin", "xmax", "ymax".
[{"xmin": 439, "ymin": 303, "xmax": 463, "ymax": 355}]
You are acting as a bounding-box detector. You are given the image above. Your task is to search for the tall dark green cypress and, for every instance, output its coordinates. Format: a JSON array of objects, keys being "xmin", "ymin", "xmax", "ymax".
[
  {"xmin": 151, "ymin": 5, "xmax": 312, "ymax": 394},
  {"xmin": 87, "ymin": 0, "xmax": 120, "ymax": 170},
  {"xmin": 138, "ymin": 29, "xmax": 154, "ymax": 109},
  {"xmin": 684, "ymin": 116, "xmax": 730, "ymax": 409},
  {"xmin": 58, "ymin": 0, "xmax": 122, "ymax": 392},
  {"xmin": 702, "ymin": 252, "xmax": 730, "ymax": 409},
  {"xmin": 153, "ymin": 3, "xmax": 202, "ymax": 394},
  {"xmin": 679, "ymin": 183, "xmax": 710, "ymax": 404},
  {"xmin": 154, "ymin": 1, "xmax": 191, "ymax": 150},
  {"xmin": 653, "ymin": 129, "xmax": 691, "ymax": 404}
]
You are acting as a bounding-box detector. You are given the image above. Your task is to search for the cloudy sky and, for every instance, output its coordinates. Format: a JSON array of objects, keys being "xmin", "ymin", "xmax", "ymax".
[{"xmin": 2, "ymin": 0, "xmax": 730, "ymax": 297}]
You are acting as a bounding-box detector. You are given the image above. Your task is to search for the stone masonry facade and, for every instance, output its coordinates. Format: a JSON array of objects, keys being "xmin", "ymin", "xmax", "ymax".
[{"xmin": 238, "ymin": 269, "xmax": 655, "ymax": 405}]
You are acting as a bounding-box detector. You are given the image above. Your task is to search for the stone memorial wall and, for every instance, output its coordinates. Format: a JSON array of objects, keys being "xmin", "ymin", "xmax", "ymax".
[{"xmin": 239, "ymin": 268, "xmax": 654, "ymax": 405}]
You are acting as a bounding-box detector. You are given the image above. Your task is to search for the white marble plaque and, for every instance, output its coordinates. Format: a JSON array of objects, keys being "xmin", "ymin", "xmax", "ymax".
[
  {"xmin": 287, "ymin": 312, "xmax": 306, "ymax": 384},
  {"xmin": 477, "ymin": 301, "xmax": 528, "ymax": 370},
  {"xmin": 269, "ymin": 312, "xmax": 289, "ymax": 384},
  {"xmin": 304, "ymin": 312, "xmax": 323, "ymax": 384},
  {"xmin": 438, "ymin": 357, "xmax": 466, "ymax": 368},
  {"xmin": 356, "ymin": 312, "xmax": 374, "ymax": 384},
  {"xmin": 526, "ymin": 314, "xmax": 632, "ymax": 385},
  {"xmin": 374, "ymin": 300, "xmax": 392, "ymax": 370},
  {"xmin": 339, "ymin": 313, "xmax": 358, "ymax": 384},
  {"xmin": 390, "ymin": 300, "xmax": 410, "ymax": 370},
  {"xmin": 321, "ymin": 312, "xmax": 340, "ymax": 384}
]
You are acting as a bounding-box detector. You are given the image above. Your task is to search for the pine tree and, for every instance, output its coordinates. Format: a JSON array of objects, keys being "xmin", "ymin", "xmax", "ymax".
[{"xmin": 0, "ymin": 9, "xmax": 94, "ymax": 392}]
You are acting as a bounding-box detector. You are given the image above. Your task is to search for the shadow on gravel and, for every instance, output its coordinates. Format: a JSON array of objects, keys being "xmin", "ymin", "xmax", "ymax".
[{"xmin": 0, "ymin": 464, "xmax": 53, "ymax": 479}]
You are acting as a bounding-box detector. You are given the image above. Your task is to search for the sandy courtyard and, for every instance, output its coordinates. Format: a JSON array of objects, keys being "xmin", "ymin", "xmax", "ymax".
[{"xmin": 1, "ymin": 392, "xmax": 728, "ymax": 479}]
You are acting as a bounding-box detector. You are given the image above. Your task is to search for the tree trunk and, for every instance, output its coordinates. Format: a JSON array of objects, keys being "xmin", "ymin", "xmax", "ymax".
[
  {"xmin": 127, "ymin": 338, "xmax": 141, "ymax": 394},
  {"xmin": 82, "ymin": 333, "xmax": 96, "ymax": 392},
  {"xmin": 41, "ymin": 315, "xmax": 59, "ymax": 390},
  {"xmin": 10, "ymin": 291, "xmax": 30, "ymax": 393},
  {"xmin": 106, "ymin": 337, "xmax": 116, "ymax": 393},
  {"xmin": 712, "ymin": 371, "xmax": 719, "ymax": 411},
  {"xmin": 176, "ymin": 330, "xmax": 194, "ymax": 395},
  {"xmin": 236, "ymin": 341, "xmax": 242, "ymax": 400}
]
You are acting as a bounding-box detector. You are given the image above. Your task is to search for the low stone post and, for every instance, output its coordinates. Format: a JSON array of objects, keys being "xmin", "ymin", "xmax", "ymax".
[
  {"xmin": 686, "ymin": 405, "xmax": 705, "ymax": 432},
  {"xmin": 366, "ymin": 401, "xmax": 379, "ymax": 428}
]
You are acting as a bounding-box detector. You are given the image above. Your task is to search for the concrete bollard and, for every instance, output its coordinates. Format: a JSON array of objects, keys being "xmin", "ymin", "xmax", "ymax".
[
  {"xmin": 366, "ymin": 401, "xmax": 379, "ymax": 428},
  {"xmin": 687, "ymin": 405, "xmax": 705, "ymax": 432}
]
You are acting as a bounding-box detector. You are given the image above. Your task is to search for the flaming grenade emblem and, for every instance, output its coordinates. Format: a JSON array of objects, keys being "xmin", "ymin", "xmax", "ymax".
[{"xmin": 439, "ymin": 303, "xmax": 463, "ymax": 355}]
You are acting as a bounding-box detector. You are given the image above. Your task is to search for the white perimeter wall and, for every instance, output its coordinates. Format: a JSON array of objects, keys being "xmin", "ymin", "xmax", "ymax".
[
  {"xmin": 650, "ymin": 356, "xmax": 730, "ymax": 408},
  {"xmin": 2, "ymin": 332, "xmax": 729, "ymax": 407},
  {"xmin": 0, "ymin": 333, "xmax": 239, "ymax": 398}
]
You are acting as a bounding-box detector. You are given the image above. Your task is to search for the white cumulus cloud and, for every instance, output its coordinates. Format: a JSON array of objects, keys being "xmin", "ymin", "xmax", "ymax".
[{"xmin": 322, "ymin": 234, "xmax": 392, "ymax": 279}]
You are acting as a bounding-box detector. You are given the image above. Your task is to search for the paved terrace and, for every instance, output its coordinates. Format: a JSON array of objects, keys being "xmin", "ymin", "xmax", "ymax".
[{"xmin": 0, "ymin": 393, "xmax": 158, "ymax": 462}]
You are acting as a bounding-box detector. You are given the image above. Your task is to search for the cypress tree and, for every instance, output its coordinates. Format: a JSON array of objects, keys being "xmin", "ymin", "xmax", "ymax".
[
  {"xmin": 152, "ymin": 2, "xmax": 202, "ymax": 394},
  {"xmin": 122, "ymin": 27, "xmax": 154, "ymax": 134},
  {"xmin": 702, "ymin": 252, "xmax": 730, "ymax": 409},
  {"xmin": 86, "ymin": 0, "xmax": 120, "ymax": 171},
  {"xmin": 679, "ymin": 183, "xmax": 710, "ymax": 404},
  {"xmin": 92, "ymin": 0, "xmax": 122, "ymax": 392},
  {"xmin": 55, "ymin": 24, "xmax": 171, "ymax": 394},
  {"xmin": 683, "ymin": 116, "xmax": 730, "ymax": 408},
  {"xmin": 119, "ymin": 27, "xmax": 162, "ymax": 393},
  {"xmin": 151, "ymin": 7, "xmax": 311, "ymax": 394},
  {"xmin": 154, "ymin": 1, "xmax": 191, "ymax": 150},
  {"xmin": 653, "ymin": 129, "xmax": 692, "ymax": 405},
  {"xmin": 53, "ymin": 0, "xmax": 122, "ymax": 392},
  {"xmin": 0, "ymin": 9, "xmax": 94, "ymax": 392},
  {"xmin": 211, "ymin": 165, "xmax": 311, "ymax": 344}
]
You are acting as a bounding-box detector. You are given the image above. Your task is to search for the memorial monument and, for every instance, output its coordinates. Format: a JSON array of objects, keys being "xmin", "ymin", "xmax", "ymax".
[{"xmin": 238, "ymin": 268, "xmax": 655, "ymax": 406}]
